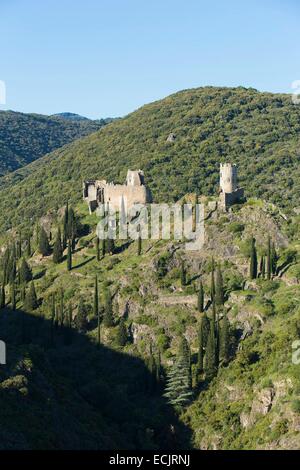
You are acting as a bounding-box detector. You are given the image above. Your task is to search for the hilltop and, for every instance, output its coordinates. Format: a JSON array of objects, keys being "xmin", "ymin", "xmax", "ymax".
[
  {"xmin": 0, "ymin": 110, "xmax": 104, "ymax": 176},
  {"xmin": 0, "ymin": 86, "xmax": 300, "ymax": 232}
]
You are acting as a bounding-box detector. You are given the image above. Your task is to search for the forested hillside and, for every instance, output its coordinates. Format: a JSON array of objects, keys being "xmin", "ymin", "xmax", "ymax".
[
  {"xmin": 0, "ymin": 110, "xmax": 104, "ymax": 176},
  {"xmin": 0, "ymin": 86, "xmax": 299, "ymax": 232},
  {"xmin": 0, "ymin": 86, "xmax": 300, "ymax": 449}
]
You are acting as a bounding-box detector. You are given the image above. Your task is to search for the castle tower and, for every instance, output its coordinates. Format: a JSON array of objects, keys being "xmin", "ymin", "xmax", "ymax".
[
  {"xmin": 219, "ymin": 163, "xmax": 244, "ymax": 210},
  {"xmin": 220, "ymin": 163, "xmax": 238, "ymax": 193}
]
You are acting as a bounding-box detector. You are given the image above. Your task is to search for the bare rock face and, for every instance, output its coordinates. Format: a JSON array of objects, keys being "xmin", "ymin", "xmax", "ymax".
[
  {"xmin": 240, "ymin": 387, "xmax": 275, "ymax": 429},
  {"xmin": 166, "ymin": 133, "xmax": 176, "ymax": 143},
  {"xmin": 251, "ymin": 387, "xmax": 275, "ymax": 416},
  {"xmin": 240, "ymin": 412, "xmax": 254, "ymax": 429}
]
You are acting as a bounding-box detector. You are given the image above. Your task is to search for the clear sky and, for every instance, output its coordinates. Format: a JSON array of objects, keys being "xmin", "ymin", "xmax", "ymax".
[{"xmin": 0, "ymin": 0, "xmax": 299, "ymax": 119}]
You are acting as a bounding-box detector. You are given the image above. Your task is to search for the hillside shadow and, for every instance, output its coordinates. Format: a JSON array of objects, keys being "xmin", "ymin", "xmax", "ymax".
[{"xmin": 0, "ymin": 307, "xmax": 192, "ymax": 450}]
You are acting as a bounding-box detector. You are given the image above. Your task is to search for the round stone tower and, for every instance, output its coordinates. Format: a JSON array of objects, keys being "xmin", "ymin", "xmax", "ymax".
[{"xmin": 220, "ymin": 163, "xmax": 238, "ymax": 194}]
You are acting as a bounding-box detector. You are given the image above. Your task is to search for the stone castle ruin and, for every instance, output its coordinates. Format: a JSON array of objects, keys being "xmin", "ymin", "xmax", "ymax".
[
  {"xmin": 83, "ymin": 163, "xmax": 244, "ymax": 213},
  {"xmin": 219, "ymin": 163, "xmax": 244, "ymax": 210},
  {"xmin": 83, "ymin": 170, "xmax": 152, "ymax": 213}
]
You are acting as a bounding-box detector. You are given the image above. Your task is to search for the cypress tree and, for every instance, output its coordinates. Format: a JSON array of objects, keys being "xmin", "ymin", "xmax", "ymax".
[
  {"xmin": 267, "ymin": 236, "xmax": 272, "ymax": 280},
  {"xmin": 67, "ymin": 207, "xmax": 77, "ymax": 242},
  {"xmin": 137, "ymin": 234, "xmax": 142, "ymax": 256},
  {"xmin": 180, "ymin": 260, "xmax": 187, "ymax": 287},
  {"xmin": 260, "ymin": 255, "xmax": 265, "ymax": 279},
  {"xmin": 103, "ymin": 290, "xmax": 114, "ymax": 327},
  {"xmin": 210, "ymin": 258, "xmax": 215, "ymax": 301},
  {"xmin": 53, "ymin": 227, "xmax": 63, "ymax": 264},
  {"xmin": 97, "ymin": 307, "xmax": 101, "ymax": 346},
  {"xmin": 197, "ymin": 281, "xmax": 204, "ymax": 313},
  {"xmin": 62, "ymin": 202, "xmax": 69, "ymax": 250},
  {"xmin": 204, "ymin": 319, "xmax": 217, "ymax": 380},
  {"xmin": 156, "ymin": 350, "xmax": 161, "ymax": 386},
  {"xmin": 101, "ymin": 238, "xmax": 106, "ymax": 257},
  {"xmin": 197, "ymin": 319, "xmax": 204, "ymax": 373},
  {"xmin": 0, "ymin": 284, "xmax": 5, "ymax": 308},
  {"xmin": 39, "ymin": 227, "xmax": 50, "ymax": 256},
  {"xmin": 24, "ymin": 282, "xmax": 38, "ymax": 311},
  {"xmin": 26, "ymin": 235, "xmax": 31, "ymax": 258},
  {"xmin": 20, "ymin": 285, "xmax": 26, "ymax": 303},
  {"xmin": 201, "ymin": 312, "xmax": 210, "ymax": 348},
  {"xmin": 10, "ymin": 282, "xmax": 16, "ymax": 310},
  {"xmin": 19, "ymin": 258, "xmax": 32, "ymax": 284},
  {"xmin": 67, "ymin": 241, "xmax": 72, "ymax": 271},
  {"xmin": 215, "ymin": 265, "xmax": 224, "ymax": 306},
  {"xmin": 218, "ymin": 311, "xmax": 230, "ymax": 365},
  {"xmin": 8, "ymin": 253, "xmax": 17, "ymax": 285},
  {"xmin": 16, "ymin": 235, "xmax": 22, "ymax": 259},
  {"xmin": 95, "ymin": 236, "xmax": 100, "ymax": 261},
  {"xmin": 2, "ymin": 247, "xmax": 10, "ymax": 285},
  {"xmin": 249, "ymin": 237, "xmax": 258, "ymax": 279},
  {"xmin": 271, "ymin": 242, "xmax": 277, "ymax": 276},
  {"xmin": 93, "ymin": 275, "xmax": 99, "ymax": 318}
]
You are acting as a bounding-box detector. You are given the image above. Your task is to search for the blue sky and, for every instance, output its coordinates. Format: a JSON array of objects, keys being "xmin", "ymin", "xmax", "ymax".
[{"xmin": 0, "ymin": 0, "xmax": 299, "ymax": 118}]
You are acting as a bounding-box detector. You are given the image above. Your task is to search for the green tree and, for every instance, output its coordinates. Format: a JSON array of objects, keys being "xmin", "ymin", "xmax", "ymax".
[
  {"xmin": 215, "ymin": 265, "xmax": 224, "ymax": 306},
  {"xmin": 249, "ymin": 236, "xmax": 258, "ymax": 279},
  {"xmin": 260, "ymin": 255, "xmax": 265, "ymax": 279},
  {"xmin": 62, "ymin": 202, "xmax": 69, "ymax": 249},
  {"xmin": 218, "ymin": 311, "xmax": 230, "ymax": 365},
  {"xmin": 24, "ymin": 282, "xmax": 38, "ymax": 311},
  {"xmin": 67, "ymin": 241, "xmax": 72, "ymax": 271},
  {"xmin": 137, "ymin": 235, "xmax": 142, "ymax": 256},
  {"xmin": 164, "ymin": 339, "xmax": 193, "ymax": 410},
  {"xmin": 39, "ymin": 227, "xmax": 50, "ymax": 256},
  {"xmin": 197, "ymin": 281, "xmax": 204, "ymax": 313},
  {"xmin": 95, "ymin": 237, "xmax": 100, "ymax": 261},
  {"xmin": 0, "ymin": 284, "xmax": 5, "ymax": 309},
  {"xmin": 26, "ymin": 235, "xmax": 31, "ymax": 258},
  {"xmin": 53, "ymin": 227, "xmax": 63, "ymax": 264},
  {"xmin": 93, "ymin": 275, "xmax": 99, "ymax": 318},
  {"xmin": 180, "ymin": 260, "xmax": 187, "ymax": 287},
  {"xmin": 210, "ymin": 258, "xmax": 215, "ymax": 301},
  {"xmin": 271, "ymin": 242, "xmax": 277, "ymax": 276},
  {"xmin": 101, "ymin": 238, "xmax": 106, "ymax": 257},
  {"xmin": 197, "ymin": 319, "xmax": 204, "ymax": 373},
  {"xmin": 201, "ymin": 312, "xmax": 210, "ymax": 348},
  {"xmin": 19, "ymin": 258, "xmax": 32, "ymax": 284},
  {"xmin": 10, "ymin": 282, "xmax": 16, "ymax": 310},
  {"xmin": 204, "ymin": 319, "xmax": 217, "ymax": 380},
  {"xmin": 267, "ymin": 236, "xmax": 272, "ymax": 280}
]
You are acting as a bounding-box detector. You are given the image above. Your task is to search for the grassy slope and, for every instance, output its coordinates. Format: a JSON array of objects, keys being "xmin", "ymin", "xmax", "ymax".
[
  {"xmin": 0, "ymin": 110, "xmax": 103, "ymax": 176},
  {"xmin": 0, "ymin": 86, "xmax": 300, "ymax": 232}
]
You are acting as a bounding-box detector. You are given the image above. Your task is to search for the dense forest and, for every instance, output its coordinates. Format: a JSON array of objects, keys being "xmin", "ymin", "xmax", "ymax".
[{"xmin": 0, "ymin": 110, "xmax": 105, "ymax": 176}]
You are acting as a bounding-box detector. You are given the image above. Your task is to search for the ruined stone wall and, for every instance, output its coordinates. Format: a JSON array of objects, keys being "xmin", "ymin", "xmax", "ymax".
[
  {"xmin": 219, "ymin": 188, "xmax": 244, "ymax": 210},
  {"xmin": 104, "ymin": 184, "xmax": 150, "ymax": 211}
]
